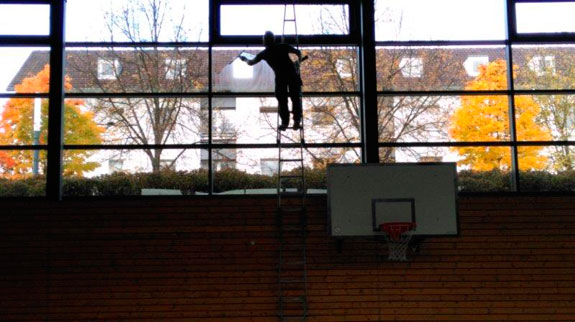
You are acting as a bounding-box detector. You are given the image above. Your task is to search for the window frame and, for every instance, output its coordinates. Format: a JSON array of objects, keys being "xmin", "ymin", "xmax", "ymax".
[{"xmin": 211, "ymin": 0, "xmax": 361, "ymax": 46}]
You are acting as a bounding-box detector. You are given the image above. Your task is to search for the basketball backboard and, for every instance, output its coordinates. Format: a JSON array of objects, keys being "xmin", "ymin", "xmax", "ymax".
[{"xmin": 327, "ymin": 163, "xmax": 458, "ymax": 237}]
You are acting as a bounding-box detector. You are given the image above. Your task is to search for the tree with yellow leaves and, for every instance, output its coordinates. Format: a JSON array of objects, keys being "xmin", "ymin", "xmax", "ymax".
[
  {"xmin": 0, "ymin": 65, "xmax": 104, "ymax": 178},
  {"xmin": 450, "ymin": 59, "xmax": 551, "ymax": 171}
]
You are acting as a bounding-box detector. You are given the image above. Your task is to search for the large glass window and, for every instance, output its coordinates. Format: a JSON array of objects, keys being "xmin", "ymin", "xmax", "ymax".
[
  {"xmin": 220, "ymin": 5, "xmax": 350, "ymax": 36},
  {"xmin": 375, "ymin": 0, "xmax": 506, "ymax": 41},
  {"xmin": 4, "ymin": 0, "xmax": 575, "ymax": 197},
  {"xmin": 516, "ymin": 2, "xmax": 575, "ymax": 34},
  {"xmin": 0, "ymin": 5, "xmax": 49, "ymax": 36},
  {"xmin": 66, "ymin": 0, "xmax": 209, "ymax": 42}
]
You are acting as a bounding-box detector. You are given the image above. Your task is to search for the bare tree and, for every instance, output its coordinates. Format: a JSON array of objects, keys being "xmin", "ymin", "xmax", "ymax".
[{"xmin": 66, "ymin": 0, "xmax": 232, "ymax": 172}]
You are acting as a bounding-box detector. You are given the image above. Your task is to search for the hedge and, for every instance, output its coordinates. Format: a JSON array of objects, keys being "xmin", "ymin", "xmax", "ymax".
[{"xmin": 0, "ymin": 168, "xmax": 574, "ymax": 197}]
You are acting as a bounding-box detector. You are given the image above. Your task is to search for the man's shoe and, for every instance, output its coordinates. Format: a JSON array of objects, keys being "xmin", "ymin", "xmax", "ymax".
[
  {"xmin": 292, "ymin": 121, "xmax": 302, "ymax": 130},
  {"xmin": 278, "ymin": 124, "xmax": 288, "ymax": 131}
]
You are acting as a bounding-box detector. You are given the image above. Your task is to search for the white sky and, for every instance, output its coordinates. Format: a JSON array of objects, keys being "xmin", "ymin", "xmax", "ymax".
[{"xmin": 2, "ymin": 0, "xmax": 575, "ymax": 93}]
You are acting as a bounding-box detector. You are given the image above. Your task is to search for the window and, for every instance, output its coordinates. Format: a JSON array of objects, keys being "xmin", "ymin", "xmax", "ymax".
[
  {"xmin": 399, "ymin": 57, "xmax": 423, "ymax": 78},
  {"xmin": 232, "ymin": 59, "xmax": 253, "ymax": 79},
  {"xmin": 260, "ymin": 158, "xmax": 279, "ymax": 176},
  {"xmin": 160, "ymin": 159, "xmax": 175, "ymax": 171},
  {"xmin": 220, "ymin": 4, "xmax": 350, "ymax": 36},
  {"xmin": 0, "ymin": 5, "xmax": 50, "ymax": 36},
  {"xmin": 97, "ymin": 58, "xmax": 121, "ymax": 80},
  {"xmin": 200, "ymin": 139, "xmax": 237, "ymax": 170},
  {"xmin": 165, "ymin": 58, "xmax": 187, "ymax": 80},
  {"xmin": 464, "ymin": 56, "xmax": 489, "ymax": 77},
  {"xmin": 418, "ymin": 156, "xmax": 442, "ymax": 163},
  {"xmin": 516, "ymin": 2, "xmax": 575, "ymax": 34},
  {"xmin": 108, "ymin": 159, "xmax": 123, "ymax": 173},
  {"xmin": 259, "ymin": 106, "xmax": 277, "ymax": 114},
  {"xmin": 528, "ymin": 55, "xmax": 555, "ymax": 76},
  {"xmin": 201, "ymin": 97, "xmax": 237, "ymax": 110},
  {"xmin": 336, "ymin": 58, "xmax": 352, "ymax": 79}
]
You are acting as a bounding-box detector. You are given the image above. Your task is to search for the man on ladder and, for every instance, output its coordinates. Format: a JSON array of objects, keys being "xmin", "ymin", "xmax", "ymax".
[{"xmin": 239, "ymin": 31, "xmax": 304, "ymax": 131}]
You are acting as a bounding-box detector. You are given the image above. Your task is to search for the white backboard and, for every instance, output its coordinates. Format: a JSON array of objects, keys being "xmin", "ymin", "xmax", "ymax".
[{"xmin": 327, "ymin": 163, "xmax": 458, "ymax": 237}]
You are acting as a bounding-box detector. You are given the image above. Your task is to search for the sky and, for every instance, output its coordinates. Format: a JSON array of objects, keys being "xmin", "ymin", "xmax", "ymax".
[{"xmin": 2, "ymin": 0, "xmax": 575, "ymax": 93}]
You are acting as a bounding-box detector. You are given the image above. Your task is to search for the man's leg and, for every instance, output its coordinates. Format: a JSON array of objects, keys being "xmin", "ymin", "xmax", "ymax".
[
  {"xmin": 289, "ymin": 79, "xmax": 303, "ymax": 130},
  {"xmin": 275, "ymin": 81, "xmax": 290, "ymax": 130}
]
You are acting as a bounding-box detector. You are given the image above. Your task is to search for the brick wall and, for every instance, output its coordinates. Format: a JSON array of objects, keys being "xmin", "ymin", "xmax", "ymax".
[{"xmin": 1, "ymin": 195, "xmax": 574, "ymax": 321}]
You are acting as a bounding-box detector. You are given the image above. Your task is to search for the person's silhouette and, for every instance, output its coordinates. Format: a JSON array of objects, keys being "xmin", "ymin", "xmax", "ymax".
[{"xmin": 240, "ymin": 31, "xmax": 303, "ymax": 131}]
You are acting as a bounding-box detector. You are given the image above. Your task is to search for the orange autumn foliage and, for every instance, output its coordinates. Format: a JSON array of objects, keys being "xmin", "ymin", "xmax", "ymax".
[
  {"xmin": 0, "ymin": 65, "xmax": 104, "ymax": 178},
  {"xmin": 450, "ymin": 59, "xmax": 551, "ymax": 171}
]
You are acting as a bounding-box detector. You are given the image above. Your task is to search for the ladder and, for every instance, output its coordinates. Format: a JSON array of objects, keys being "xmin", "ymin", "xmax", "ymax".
[{"xmin": 277, "ymin": 3, "xmax": 308, "ymax": 322}]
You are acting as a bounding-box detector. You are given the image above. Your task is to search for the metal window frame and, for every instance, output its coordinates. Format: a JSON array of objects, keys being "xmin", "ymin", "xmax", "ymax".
[{"xmin": 4, "ymin": 0, "xmax": 575, "ymax": 199}]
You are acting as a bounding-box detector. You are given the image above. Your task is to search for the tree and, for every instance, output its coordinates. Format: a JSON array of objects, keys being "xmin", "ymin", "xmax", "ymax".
[
  {"xmin": 450, "ymin": 59, "xmax": 551, "ymax": 171},
  {"xmin": 516, "ymin": 48, "xmax": 575, "ymax": 171},
  {"xmin": 65, "ymin": 0, "xmax": 217, "ymax": 173},
  {"xmin": 0, "ymin": 65, "xmax": 104, "ymax": 178}
]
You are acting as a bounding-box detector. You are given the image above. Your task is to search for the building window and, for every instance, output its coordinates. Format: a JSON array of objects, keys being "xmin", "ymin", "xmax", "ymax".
[
  {"xmin": 259, "ymin": 106, "xmax": 277, "ymax": 114},
  {"xmin": 97, "ymin": 58, "xmax": 121, "ymax": 80},
  {"xmin": 463, "ymin": 56, "xmax": 489, "ymax": 77},
  {"xmin": 201, "ymin": 139, "xmax": 237, "ymax": 170},
  {"xmin": 165, "ymin": 58, "xmax": 187, "ymax": 79},
  {"xmin": 399, "ymin": 57, "xmax": 423, "ymax": 78},
  {"xmin": 418, "ymin": 156, "xmax": 442, "ymax": 163},
  {"xmin": 528, "ymin": 55, "xmax": 555, "ymax": 76},
  {"xmin": 160, "ymin": 159, "xmax": 175, "ymax": 171},
  {"xmin": 335, "ymin": 58, "xmax": 352, "ymax": 78},
  {"xmin": 260, "ymin": 158, "xmax": 279, "ymax": 176},
  {"xmin": 201, "ymin": 97, "xmax": 237, "ymax": 110},
  {"xmin": 232, "ymin": 59, "xmax": 253, "ymax": 79},
  {"xmin": 108, "ymin": 159, "xmax": 123, "ymax": 173}
]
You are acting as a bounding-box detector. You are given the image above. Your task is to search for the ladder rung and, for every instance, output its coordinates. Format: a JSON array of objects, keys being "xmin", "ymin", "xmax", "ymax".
[{"xmin": 279, "ymin": 158, "xmax": 303, "ymax": 162}]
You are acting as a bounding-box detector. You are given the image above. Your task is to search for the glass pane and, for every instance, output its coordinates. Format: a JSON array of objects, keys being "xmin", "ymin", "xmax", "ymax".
[
  {"xmin": 0, "ymin": 5, "xmax": 49, "ymax": 35},
  {"xmin": 0, "ymin": 98, "xmax": 49, "ymax": 146},
  {"xmin": 0, "ymin": 149, "xmax": 47, "ymax": 197},
  {"xmin": 303, "ymin": 47, "xmax": 358, "ymax": 92},
  {"xmin": 379, "ymin": 147, "xmax": 513, "ymax": 192},
  {"xmin": 213, "ymin": 148, "xmax": 278, "ymax": 194},
  {"xmin": 66, "ymin": 0, "xmax": 209, "ymax": 42},
  {"xmin": 212, "ymin": 47, "xmax": 357, "ymax": 93},
  {"xmin": 1, "ymin": 48, "xmax": 50, "ymax": 93},
  {"xmin": 514, "ymin": 94, "xmax": 570, "ymax": 144},
  {"xmin": 220, "ymin": 5, "xmax": 349, "ymax": 36},
  {"xmin": 516, "ymin": 2, "xmax": 575, "ymax": 34},
  {"xmin": 62, "ymin": 149, "xmax": 208, "ymax": 196},
  {"xmin": 375, "ymin": 0, "xmax": 505, "ymax": 41},
  {"xmin": 63, "ymin": 97, "xmax": 206, "ymax": 145},
  {"xmin": 377, "ymin": 46, "xmax": 507, "ymax": 91},
  {"xmin": 513, "ymin": 45, "xmax": 575, "ymax": 90},
  {"xmin": 65, "ymin": 47, "xmax": 208, "ymax": 93},
  {"xmin": 215, "ymin": 96, "xmax": 360, "ymax": 145},
  {"xmin": 518, "ymin": 146, "xmax": 575, "ymax": 192},
  {"xmin": 378, "ymin": 95, "xmax": 510, "ymax": 143},
  {"xmin": 213, "ymin": 147, "xmax": 359, "ymax": 194}
]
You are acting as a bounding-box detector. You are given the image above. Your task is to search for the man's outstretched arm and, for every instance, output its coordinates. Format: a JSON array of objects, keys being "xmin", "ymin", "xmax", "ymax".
[{"xmin": 240, "ymin": 52, "xmax": 263, "ymax": 66}]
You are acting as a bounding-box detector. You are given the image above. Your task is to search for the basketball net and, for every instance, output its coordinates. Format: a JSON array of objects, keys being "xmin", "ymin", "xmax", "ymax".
[{"xmin": 380, "ymin": 222, "xmax": 416, "ymax": 261}]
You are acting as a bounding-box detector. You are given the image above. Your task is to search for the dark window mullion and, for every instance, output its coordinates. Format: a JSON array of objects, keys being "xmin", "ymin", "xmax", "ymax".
[
  {"xmin": 506, "ymin": 0, "xmax": 520, "ymax": 192},
  {"xmin": 46, "ymin": 0, "xmax": 66, "ymax": 200}
]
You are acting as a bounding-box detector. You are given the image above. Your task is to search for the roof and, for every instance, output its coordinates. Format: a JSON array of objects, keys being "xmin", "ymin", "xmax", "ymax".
[{"xmin": 6, "ymin": 46, "xmax": 574, "ymax": 93}]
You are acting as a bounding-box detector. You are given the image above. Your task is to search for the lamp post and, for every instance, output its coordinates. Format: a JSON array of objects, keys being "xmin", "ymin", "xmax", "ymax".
[{"xmin": 32, "ymin": 97, "xmax": 41, "ymax": 175}]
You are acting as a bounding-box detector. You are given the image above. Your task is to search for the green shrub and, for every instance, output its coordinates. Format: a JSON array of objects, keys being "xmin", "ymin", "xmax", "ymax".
[{"xmin": 1, "ymin": 168, "xmax": 575, "ymax": 197}]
